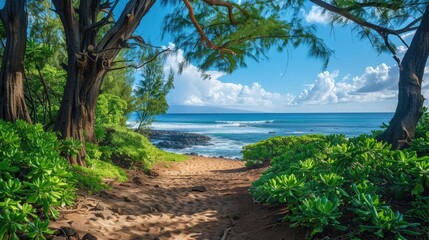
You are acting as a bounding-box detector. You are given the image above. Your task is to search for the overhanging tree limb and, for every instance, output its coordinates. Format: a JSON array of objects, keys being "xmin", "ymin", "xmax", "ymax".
[
  {"xmin": 183, "ymin": 0, "xmax": 236, "ymax": 55},
  {"xmin": 310, "ymin": 0, "xmax": 423, "ymax": 65}
]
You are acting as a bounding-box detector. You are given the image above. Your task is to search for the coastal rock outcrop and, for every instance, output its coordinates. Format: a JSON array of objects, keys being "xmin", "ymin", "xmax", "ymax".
[{"xmin": 149, "ymin": 130, "xmax": 212, "ymax": 149}]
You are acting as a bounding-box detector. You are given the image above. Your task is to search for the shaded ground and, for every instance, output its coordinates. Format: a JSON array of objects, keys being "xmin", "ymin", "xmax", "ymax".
[{"xmin": 50, "ymin": 156, "xmax": 305, "ymax": 240}]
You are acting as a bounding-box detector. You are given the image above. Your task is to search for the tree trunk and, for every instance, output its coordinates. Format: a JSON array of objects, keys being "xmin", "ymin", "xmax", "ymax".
[
  {"xmin": 52, "ymin": 0, "xmax": 155, "ymax": 166},
  {"xmin": 0, "ymin": 0, "xmax": 31, "ymax": 123},
  {"xmin": 379, "ymin": 4, "xmax": 429, "ymax": 149}
]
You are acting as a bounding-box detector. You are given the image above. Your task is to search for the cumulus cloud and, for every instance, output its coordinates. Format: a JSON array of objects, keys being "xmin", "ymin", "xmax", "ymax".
[
  {"xmin": 304, "ymin": 6, "xmax": 331, "ymax": 24},
  {"xmin": 165, "ymin": 48, "xmax": 295, "ymax": 111},
  {"xmin": 295, "ymin": 63, "xmax": 401, "ymax": 105},
  {"xmin": 161, "ymin": 44, "xmax": 429, "ymax": 112},
  {"xmin": 298, "ymin": 71, "xmax": 339, "ymax": 104}
]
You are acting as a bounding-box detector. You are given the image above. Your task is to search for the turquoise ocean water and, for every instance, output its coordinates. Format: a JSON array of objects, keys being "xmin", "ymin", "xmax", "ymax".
[{"xmin": 128, "ymin": 113, "xmax": 393, "ymax": 159}]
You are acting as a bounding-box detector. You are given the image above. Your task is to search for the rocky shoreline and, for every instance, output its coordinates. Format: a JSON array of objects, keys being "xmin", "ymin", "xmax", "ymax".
[{"xmin": 148, "ymin": 130, "xmax": 212, "ymax": 150}]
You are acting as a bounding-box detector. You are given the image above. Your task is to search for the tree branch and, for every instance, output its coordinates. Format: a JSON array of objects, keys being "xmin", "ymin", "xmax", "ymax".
[
  {"xmin": 310, "ymin": 0, "xmax": 424, "ymax": 64},
  {"xmin": 343, "ymin": 2, "xmax": 403, "ymax": 11},
  {"xmin": 310, "ymin": 0, "xmax": 398, "ymax": 35},
  {"xmin": 84, "ymin": 0, "xmax": 119, "ymax": 33},
  {"xmin": 202, "ymin": 0, "xmax": 238, "ymax": 26},
  {"xmin": 395, "ymin": 17, "xmax": 422, "ymax": 34},
  {"xmin": 98, "ymin": 0, "xmax": 156, "ymax": 59},
  {"xmin": 183, "ymin": 0, "xmax": 236, "ymax": 55},
  {"xmin": 107, "ymin": 48, "xmax": 170, "ymax": 71}
]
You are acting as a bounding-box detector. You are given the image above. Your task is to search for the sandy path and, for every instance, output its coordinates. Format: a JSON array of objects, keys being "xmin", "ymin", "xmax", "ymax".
[{"xmin": 50, "ymin": 156, "xmax": 303, "ymax": 240}]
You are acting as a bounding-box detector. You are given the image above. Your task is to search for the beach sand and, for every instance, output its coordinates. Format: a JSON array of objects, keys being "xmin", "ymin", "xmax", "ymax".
[{"xmin": 50, "ymin": 156, "xmax": 304, "ymax": 240}]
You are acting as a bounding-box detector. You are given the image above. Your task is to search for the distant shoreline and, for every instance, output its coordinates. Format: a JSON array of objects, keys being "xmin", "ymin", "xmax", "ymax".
[
  {"xmin": 146, "ymin": 129, "xmax": 242, "ymax": 160},
  {"xmin": 129, "ymin": 112, "xmax": 393, "ymax": 159}
]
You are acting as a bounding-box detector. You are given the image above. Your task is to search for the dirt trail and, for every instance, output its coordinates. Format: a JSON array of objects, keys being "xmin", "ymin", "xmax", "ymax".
[{"xmin": 50, "ymin": 156, "xmax": 304, "ymax": 240}]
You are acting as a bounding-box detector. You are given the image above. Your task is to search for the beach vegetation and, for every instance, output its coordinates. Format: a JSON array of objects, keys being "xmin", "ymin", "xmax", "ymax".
[
  {"xmin": 246, "ymin": 111, "xmax": 429, "ymax": 239},
  {"xmin": 134, "ymin": 50, "xmax": 175, "ymax": 130},
  {"xmin": 0, "ymin": 120, "xmax": 74, "ymax": 239},
  {"xmin": 0, "ymin": 110, "xmax": 185, "ymax": 239},
  {"xmin": 0, "ymin": 0, "xmax": 427, "ymax": 165}
]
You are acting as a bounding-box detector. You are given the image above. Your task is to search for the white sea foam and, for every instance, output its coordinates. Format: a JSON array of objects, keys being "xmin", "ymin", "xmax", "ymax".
[
  {"xmin": 149, "ymin": 122, "xmax": 273, "ymax": 134},
  {"xmin": 161, "ymin": 136, "xmax": 244, "ymax": 159},
  {"xmin": 215, "ymin": 120, "xmax": 274, "ymax": 124}
]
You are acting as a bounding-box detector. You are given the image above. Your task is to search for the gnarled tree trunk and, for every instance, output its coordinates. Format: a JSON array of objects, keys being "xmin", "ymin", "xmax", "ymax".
[
  {"xmin": 0, "ymin": 0, "xmax": 30, "ymax": 123},
  {"xmin": 379, "ymin": 4, "xmax": 429, "ymax": 149},
  {"xmin": 52, "ymin": 0, "xmax": 156, "ymax": 165}
]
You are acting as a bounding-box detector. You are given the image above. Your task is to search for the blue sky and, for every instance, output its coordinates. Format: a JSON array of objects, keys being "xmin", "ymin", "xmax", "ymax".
[{"xmin": 131, "ymin": 2, "xmax": 427, "ymax": 112}]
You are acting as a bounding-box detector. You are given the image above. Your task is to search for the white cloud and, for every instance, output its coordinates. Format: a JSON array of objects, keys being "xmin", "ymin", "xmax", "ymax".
[
  {"xmin": 162, "ymin": 44, "xmax": 428, "ymax": 112},
  {"xmin": 296, "ymin": 63, "xmax": 400, "ymax": 105},
  {"xmin": 165, "ymin": 49, "xmax": 295, "ymax": 111},
  {"xmin": 298, "ymin": 71, "xmax": 339, "ymax": 104},
  {"xmin": 304, "ymin": 6, "xmax": 331, "ymax": 25},
  {"xmin": 397, "ymin": 45, "xmax": 408, "ymax": 54},
  {"xmin": 304, "ymin": 5, "xmax": 350, "ymax": 25}
]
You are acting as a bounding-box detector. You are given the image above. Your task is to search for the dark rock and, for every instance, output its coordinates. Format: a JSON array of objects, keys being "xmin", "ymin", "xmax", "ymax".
[
  {"xmin": 132, "ymin": 176, "xmax": 143, "ymax": 185},
  {"xmin": 112, "ymin": 207, "xmax": 123, "ymax": 215},
  {"xmin": 188, "ymin": 152, "xmax": 199, "ymax": 156},
  {"xmin": 93, "ymin": 202, "xmax": 106, "ymax": 211},
  {"xmin": 191, "ymin": 186, "xmax": 207, "ymax": 192},
  {"xmin": 219, "ymin": 155, "xmax": 224, "ymax": 158},
  {"xmin": 144, "ymin": 169, "xmax": 159, "ymax": 177},
  {"xmin": 94, "ymin": 210, "xmax": 112, "ymax": 220},
  {"xmin": 148, "ymin": 130, "xmax": 212, "ymax": 149},
  {"xmin": 61, "ymin": 227, "xmax": 78, "ymax": 237},
  {"xmin": 268, "ymin": 131, "xmax": 276, "ymax": 134},
  {"xmin": 82, "ymin": 233, "xmax": 98, "ymax": 240}
]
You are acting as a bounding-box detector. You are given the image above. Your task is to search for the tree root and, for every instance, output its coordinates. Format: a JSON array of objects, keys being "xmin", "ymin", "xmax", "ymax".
[{"xmin": 221, "ymin": 227, "xmax": 232, "ymax": 240}]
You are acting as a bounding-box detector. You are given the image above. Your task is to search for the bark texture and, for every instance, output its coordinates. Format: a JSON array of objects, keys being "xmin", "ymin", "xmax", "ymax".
[
  {"xmin": 379, "ymin": 4, "xmax": 429, "ymax": 148},
  {"xmin": 52, "ymin": 0, "xmax": 155, "ymax": 165},
  {"xmin": 0, "ymin": 0, "xmax": 31, "ymax": 123}
]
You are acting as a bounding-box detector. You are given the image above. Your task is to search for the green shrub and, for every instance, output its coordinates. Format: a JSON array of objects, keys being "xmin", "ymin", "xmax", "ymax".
[
  {"xmin": 71, "ymin": 143, "xmax": 128, "ymax": 192},
  {"xmin": 0, "ymin": 120, "xmax": 76, "ymax": 239},
  {"xmin": 287, "ymin": 196, "xmax": 346, "ymax": 238},
  {"xmin": 249, "ymin": 132, "xmax": 428, "ymax": 239},
  {"xmin": 101, "ymin": 125, "xmax": 186, "ymax": 170},
  {"xmin": 242, "ymin": 134, "xmax": 336, "ymax": 167}
]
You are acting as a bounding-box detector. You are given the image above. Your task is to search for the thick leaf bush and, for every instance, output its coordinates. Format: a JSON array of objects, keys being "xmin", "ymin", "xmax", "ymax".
[
  {"xmin": 247, "ymin": 132, "xmax": 429, "ymax": 239},
  {"xmin": 241, "ymin": 135, "xmax": 327, "ymax": 167},
  {"xmin": 0, "ymin": 120, "xmax": 76, "ymax": 239}
]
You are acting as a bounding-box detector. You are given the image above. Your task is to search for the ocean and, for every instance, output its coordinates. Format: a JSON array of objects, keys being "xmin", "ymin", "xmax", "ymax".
[{"xmin": 128, "ymin": 113, "xmax": 393, "ymax": 159}]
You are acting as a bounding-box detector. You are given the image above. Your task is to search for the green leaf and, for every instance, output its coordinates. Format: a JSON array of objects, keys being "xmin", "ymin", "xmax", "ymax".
[{"xmin": 412, "ymin": 183, "xmax": 424, "ymax": 196}]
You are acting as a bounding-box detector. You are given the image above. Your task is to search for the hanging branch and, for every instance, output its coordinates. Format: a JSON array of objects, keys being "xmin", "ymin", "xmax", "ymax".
[
  {"xmin": 310, "ymin": 0, "xmax": 424, "ymax": 66},
  {"xmin": 183, "ymin": 0, "xmax": 236, "ymax": 55}
]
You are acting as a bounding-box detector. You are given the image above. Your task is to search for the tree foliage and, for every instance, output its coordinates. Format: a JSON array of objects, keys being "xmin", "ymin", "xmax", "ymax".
[
  {"xmin": 163, "ymin": 0, "xmax": 332, "ymax": 73},
  {"xmin": 134, "ymin": 50, "xmax": 174, "ymax": 130}
]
